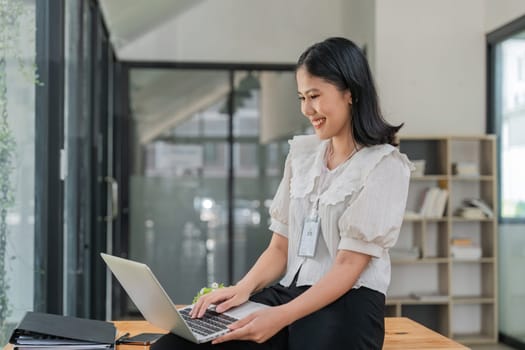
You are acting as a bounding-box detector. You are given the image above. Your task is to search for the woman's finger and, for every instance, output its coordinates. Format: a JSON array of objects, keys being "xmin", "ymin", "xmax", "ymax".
[
  {"xmin": 228, "ymin": 313, "xmax": 255, "ymax": 330},
  {"xmin": 212, "ymin": 322, "xmax": 253, "ymax": 344},
  {"xmin": 215, "ymin": 295, "xmax": 243, "ymax": 313},
  {"xmin": 192, "ymin": 289, "xmax": 233, "ymax": 318}
]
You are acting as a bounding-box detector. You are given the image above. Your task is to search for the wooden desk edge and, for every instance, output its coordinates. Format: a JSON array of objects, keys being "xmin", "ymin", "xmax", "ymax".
[
  {"xmin": 384, "ymin": 317, "xmax": 470, "ymax": 350},
  {"xmin": 116, "ymin": 317, "xmax": 471, "ymax": 350},
  {"xmin": 3, "ymin": 317, "xmax": 471, "ymax": 350}
]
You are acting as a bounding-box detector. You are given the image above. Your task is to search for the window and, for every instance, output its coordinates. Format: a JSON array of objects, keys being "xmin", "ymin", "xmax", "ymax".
[
  {"xmin": 0, "ymin": 0, "xmax": 37, "ymax": 343},
  {"xmin": 492, "ymin": 30, "xmax": 525, "ymax": 219},
  {"xmin": 488, "ymin": 17, "xmax": 525, "ymax": 348},
  {"xmin": 123, "ymin": 67, "xmax": 305, "ymax": 314},
  {"xmin": 517, "ymin": 54, "xmax": 525, "ymax": 81}
]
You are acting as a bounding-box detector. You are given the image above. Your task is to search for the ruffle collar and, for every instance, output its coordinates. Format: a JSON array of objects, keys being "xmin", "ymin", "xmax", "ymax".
[{"xmin": 288, "ymin": 135, "xmax": 410, "ymax": 206}]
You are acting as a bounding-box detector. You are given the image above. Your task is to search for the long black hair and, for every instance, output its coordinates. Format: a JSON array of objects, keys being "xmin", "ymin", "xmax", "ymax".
[{"xmin": 297, "ymin": 37, "xmax": 402, "ymax": 146}]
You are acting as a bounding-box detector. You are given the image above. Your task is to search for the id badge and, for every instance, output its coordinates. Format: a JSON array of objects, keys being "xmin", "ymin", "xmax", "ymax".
[{"xmin": 298, "ymin": 216, "xmax": 321, "ymax": 257}]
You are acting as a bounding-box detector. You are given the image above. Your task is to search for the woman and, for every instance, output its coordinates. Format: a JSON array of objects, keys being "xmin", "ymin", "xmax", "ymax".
[{"xmin": 174, "ymin": 37, "xmax": 412, "ymax": 350}]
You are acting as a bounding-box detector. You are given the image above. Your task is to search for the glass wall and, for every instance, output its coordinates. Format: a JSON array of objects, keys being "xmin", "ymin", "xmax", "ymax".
[
  {"xmin": 63, "ymin": 0, "xmax": 116, "ymax": 320},
  {"xmin": 129, "ymin": 69, "xmax": 231, "ymax": 306},
  {"xmin": 0, "ymin": 0, "xmax": 36, "ymax": 343},
  {"xmin": 495, "ymin": 31, "xmax": 525, "ymax": 220},
  {"xmin": 1, "ymin": 0, "xmax": 117, "ymax": 334},
  {"xmin": 232, "ymin": 71, "xmax": 290, "ymax": 282},
  {"xmin": 125, "ymin": 68, "xmax": 308, "ymax": 311},
  {"xmin": 492, "ymin": 29, "xmax": 525, "ymax": 345},
  {"xmin": 63, "ymin": 0, "xmax": 96, "ymax": 318}
]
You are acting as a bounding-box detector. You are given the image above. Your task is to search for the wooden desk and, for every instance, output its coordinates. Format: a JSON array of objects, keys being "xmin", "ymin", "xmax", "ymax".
[
  {"xmin": 4, "ymin": 317, "xmax": 469, "ymax": 350},
  {"xmin": 115, "ymin": 317, "xmax": 470, "ymax": 350},
  {"xmin": 383, "ymin": 318, "xmax": 469, "ymax": 350}
]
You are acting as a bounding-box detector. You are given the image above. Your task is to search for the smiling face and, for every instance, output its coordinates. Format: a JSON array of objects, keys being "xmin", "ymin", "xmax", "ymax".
[{"xmin": 296, "ymin": 66, "xmax": 352, "ymax": 140}]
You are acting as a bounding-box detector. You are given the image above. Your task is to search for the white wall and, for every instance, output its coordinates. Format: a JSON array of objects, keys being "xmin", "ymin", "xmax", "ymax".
[
  {"xmin": 372, "ymin": 0, "xmax": 525, "ymax": 136},
  {"xmin": 341, "ymin": 0, "xmax": 376, "ymax": 74},
  {"xmin": 120, "ymin": 0, "xmax": 346, "ymax": 62},
  {"xmin": 260, "ymin": 72, "xmax": 307, "ymax": 143},
  {"xmin": 115, "ymin": 0, "xmax": 525, "ymax": 136},
  {"xmin": 485, "ymin": 0, "xmax": 525, "ymax": 32},
  {"xmin": 374, "ymin": 0, "xmax": 486, "ymax": 136}
]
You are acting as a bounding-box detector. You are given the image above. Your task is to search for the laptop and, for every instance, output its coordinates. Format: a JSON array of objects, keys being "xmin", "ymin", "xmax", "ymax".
[{"xmin": 100, "ymin": 253, "xmax": 268, "ymax": 343}]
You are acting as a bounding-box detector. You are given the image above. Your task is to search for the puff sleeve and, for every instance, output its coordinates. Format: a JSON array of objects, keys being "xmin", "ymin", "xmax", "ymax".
[
  {"xmin": 268, "ymin": 153, "xmax": 292, "ymax": 237},
  {"xmin": 337, "ymin": 152, "xmax": 411, "ymax": 258}
]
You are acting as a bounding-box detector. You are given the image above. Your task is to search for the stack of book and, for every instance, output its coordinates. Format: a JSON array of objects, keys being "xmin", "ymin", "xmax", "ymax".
[
  {"xmin": 404, "ymin": 211, "xmax": 422, "ymax": 220},
  {"xmin": 450, "ymin": 237, "xmax": 482, "ymax": 260},
  {"xmin": 452, "ymin": 162, "xmax": 479, "ymax": 176},
  {"xmin": 390, "ymin": 246, "xmax": 421, "ymax": 260},
  {"xmin": 455, "ymin": 207, "xmax": 486, "ymax": 219},
  {"xmin": 409, "ymin": 292, "xmax": 449, "ymax": 302},
  {"xmin": 411, "ymin": 159, "xmax": 426, "ymax": 177},
  {"xmin": 455, "ymin": 198, "xmax": 494, "ymax": 219},
  {"xmin": 9, "ymin": 312, "xmax": 116, "ymax": 350},
  {"xmin": 419, "ymin": 187, "xmax": 449, "ymax": 218}
]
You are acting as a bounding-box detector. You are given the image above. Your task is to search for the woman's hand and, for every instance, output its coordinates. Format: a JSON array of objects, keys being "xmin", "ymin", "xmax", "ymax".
[
  {"xmin": 190, "ymin": 284, "xmax": 251, "ymax": 318},
  {"xmin": 212, "ymin": 307, "xmax": 288, "ymax": 344}
]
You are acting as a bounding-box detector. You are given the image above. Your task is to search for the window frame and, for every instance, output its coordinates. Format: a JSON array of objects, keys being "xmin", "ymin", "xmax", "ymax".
[
  {"xmin": 113, "ymin": 63, "xmax": 296, "ymax": 317},
  {"xmin": 34, "ymin": 0, "xmax": 117, "ymax": 319},
  {"xmin": 35, "ymin": 0, "xmax": 66, "ymax": 314},
  {"xmin": 487, "ymin": 14, "xmax": 525, "ymax": 224}
]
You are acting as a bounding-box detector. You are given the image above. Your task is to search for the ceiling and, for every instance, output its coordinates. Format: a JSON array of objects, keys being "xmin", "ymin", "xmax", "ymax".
[
  {"xmin": 129, "ymin": 69, "xmax": 250, "ymax": 144},
  {"xmin": 99, "ymin": 0, "xmax": 226, "ymax": 144},
  {"xmin": 98, "ymin": 0, "xmax": 310, "ymax": 144},
  {"xmin": 98, "ymin": 0, "xmax": 204, "ymax": 52}
]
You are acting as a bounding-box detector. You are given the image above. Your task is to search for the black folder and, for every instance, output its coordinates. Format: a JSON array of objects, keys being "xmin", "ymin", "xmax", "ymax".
[{"xmin": 9, "ymin": 311, "xmax": 116, "ymax": 349}]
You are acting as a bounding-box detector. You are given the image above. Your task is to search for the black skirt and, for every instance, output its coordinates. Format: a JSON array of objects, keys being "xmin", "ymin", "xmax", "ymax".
[{"xmin": 152, "ymin": 282, "xmax": 385, "ymax": 350}]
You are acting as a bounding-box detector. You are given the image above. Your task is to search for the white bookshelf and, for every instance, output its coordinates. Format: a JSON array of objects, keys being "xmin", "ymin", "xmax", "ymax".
[{"xmin": 387, "ymin": 135, "xmax": 498, "ymax": 345}]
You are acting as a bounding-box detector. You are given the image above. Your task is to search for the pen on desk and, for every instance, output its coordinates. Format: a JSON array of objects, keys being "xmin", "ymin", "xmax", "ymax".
[{"xmin": 116, "ymin": 332, "xmax": 130, "ymax": 344}]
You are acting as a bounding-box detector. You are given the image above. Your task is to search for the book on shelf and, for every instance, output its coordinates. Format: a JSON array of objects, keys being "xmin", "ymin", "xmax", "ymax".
[
  {"xmin": 411, "ymin": 159, "xmax": 426, "ymax": 177},
  {"xmin": 455, "ymin": 207, "xmax": 486, "ymax": 219},
  {"xmin": 450, "ymin": 245, "xmax": 482, "ymax": 260},
  {"xmin": 419, "ymin": 187, "xmax": 448, "ymax": 218},
  {"xmin": 9, "ymin": 312, "xmax": 116, "ymax": 349},
  {"xmin": 465, "ymin": 198, "xmax": 493, "ymax": 218},
  {"xmin": 455, "ymin": 198, "xmax": 493, "ymax": 219},
  {"xmin": 452, "ymin": 161, "xmax": 479, "ymax": 176},
  {"xmin": 419, "ymin": 187, "xmax": 438, "ymax": 217},
  {"xmin": 390, "ymin": 246, "xmax": 420, "ymax": 260},
  {"xmin": 409, "ymin": 292, "xmax": 449, "ymax": 302},
  {"xmin": 432, "ymin": 189, "xmax": 449, "ymax": 218},
  {"xmin": 450, "ymin": 237, "xmax": 473, "ymax": 246},
  {"xmin": 404, "ymin": 211, "xmax": 422, "ymax": 220},
  {"xmin": 450, "ymin": 236, "xmax": 482, "ymax": 260}
]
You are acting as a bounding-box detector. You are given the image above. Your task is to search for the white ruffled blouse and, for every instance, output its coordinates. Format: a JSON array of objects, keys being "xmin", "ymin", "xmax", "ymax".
[{"xmin": 269, "ymin": 135, "xmax": 413, "ymax": 295}]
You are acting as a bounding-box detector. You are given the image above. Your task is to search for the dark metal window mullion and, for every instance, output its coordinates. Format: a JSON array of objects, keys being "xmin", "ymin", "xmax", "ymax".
[
  {"xmin": 227, "ymin": 70, "xmax": 235, "ymax": 285},
  {"xmin": 34, "ymin": 0, "xmax": 65, "ymax": 314}
]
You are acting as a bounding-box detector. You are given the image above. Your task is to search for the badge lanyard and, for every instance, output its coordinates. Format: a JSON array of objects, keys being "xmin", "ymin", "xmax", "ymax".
[
  {"xmin": 298, "ymin": 170, "xmax": 327, "ymax": 258},
  {"xmin": 298, "ymin": 143, "xmax": 359, "ymax": 258}
]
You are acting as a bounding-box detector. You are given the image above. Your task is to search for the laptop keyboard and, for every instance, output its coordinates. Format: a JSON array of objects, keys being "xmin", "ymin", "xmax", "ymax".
[{"xmin": 179, "ymin": 308, "xmax": 238, "ymax": 337}]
